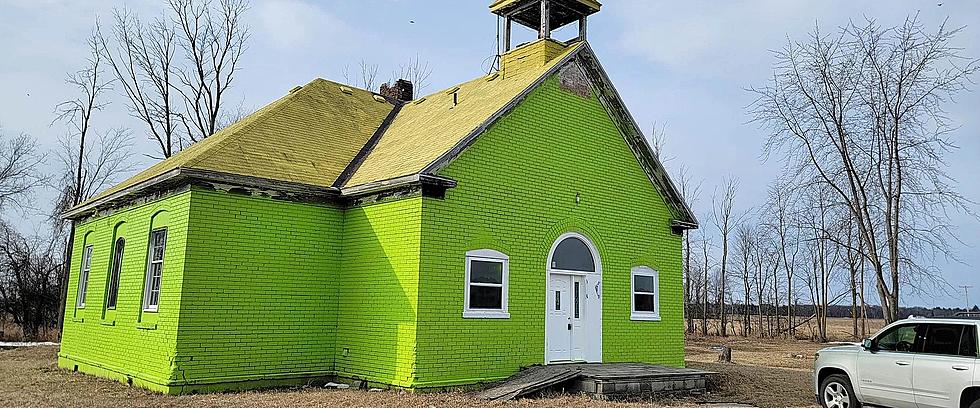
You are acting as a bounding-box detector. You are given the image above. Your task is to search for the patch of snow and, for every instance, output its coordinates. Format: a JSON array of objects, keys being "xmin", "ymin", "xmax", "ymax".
[{"xmin": 0, "ymin": 341, "xmax": 58, "ymax": 348}]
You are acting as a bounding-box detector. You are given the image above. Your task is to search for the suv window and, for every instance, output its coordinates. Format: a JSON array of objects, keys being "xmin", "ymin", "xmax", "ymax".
[
  {"xmin": 922, "ymin": 324, "xmax": 964, "ymax": 356},
  {"xmin": 960, "ymin": 325, "xmax": 978, "ymax": 357},
  {"xmin": 877, "ymin": 324, "xmax": 920, "ymax": 352}
]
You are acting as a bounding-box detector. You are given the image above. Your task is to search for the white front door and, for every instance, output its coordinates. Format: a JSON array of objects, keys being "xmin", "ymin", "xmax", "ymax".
[
  {"xmin": 547, "ymin": 274, "xmax": 588, "ymax": 362},
  {"xmin": 547, "ymin": 275, "xmax": 572, "ymax": 362}
]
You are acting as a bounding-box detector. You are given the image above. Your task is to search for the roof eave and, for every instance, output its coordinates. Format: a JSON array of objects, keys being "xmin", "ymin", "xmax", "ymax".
[
  {"xmin": 62, "ymin": 168, "xmax": 342, "ymax": 220},
  {"xmin": 339, "ymin": 174, "xmax": 457, "ymax": 198}
]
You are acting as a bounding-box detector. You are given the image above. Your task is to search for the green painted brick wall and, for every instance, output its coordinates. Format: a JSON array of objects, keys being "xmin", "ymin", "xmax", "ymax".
[
  {"xmin": 59, "ymin": 191, "xmax": 191, "ymax": 391},
  {"xmin": 58, "ymin": 68, "xmax": 686, "ymax": 392},
  {"xmin": 335, "ymin": 197, "xmax": 422, "ymax": 387},
  {"xmin": 174, "ymin": 188, "xmax": 343, "ymax": 387},
  {"xmin": 59, "ymin": 188, "xmax": 426, "ymax": 391},
  {"xmin": 415, "ymin": 73, "xmax": 685, "ymax": 386}
]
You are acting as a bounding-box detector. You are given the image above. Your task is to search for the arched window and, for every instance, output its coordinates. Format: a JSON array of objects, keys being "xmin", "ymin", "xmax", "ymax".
[
  {"xmin": 106, "ymin": 237, "xmax": 125, "ymax": 310},
  {"xmin": 76, "ymin": 233, "xmax": 94, "ymax": 309},
  {"xmin": 550, "ymin": 236, "xmax": 595, "ymax": 272},
  {"xmin": 143, "ymin": 211, "xmax": 169, "ymax": 312}
]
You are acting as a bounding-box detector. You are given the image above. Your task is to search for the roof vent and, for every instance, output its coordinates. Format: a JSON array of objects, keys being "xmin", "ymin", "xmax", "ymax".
[
  {"xmin": 340, "ymin": 86, "xmax": 354, "ymax": 95},
  {"xmin": 380, "ymin": 79, "xmax": 414, "ymax": 102}
]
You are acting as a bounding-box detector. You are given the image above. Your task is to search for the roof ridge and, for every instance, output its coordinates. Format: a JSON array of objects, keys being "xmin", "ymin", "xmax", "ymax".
[{"xmin": 332, "ymin": 101, "xmax": 405, "ymax": 188}]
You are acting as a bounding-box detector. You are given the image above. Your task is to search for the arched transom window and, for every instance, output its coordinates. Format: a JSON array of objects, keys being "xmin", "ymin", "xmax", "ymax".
[{"xmin": 550, "ymin": 236, "xmax": 595, "ymax": 272}]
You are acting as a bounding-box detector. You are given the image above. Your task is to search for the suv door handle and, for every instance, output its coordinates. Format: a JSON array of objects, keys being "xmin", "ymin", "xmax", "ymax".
[
  {"xmin": 896, "ymin": 361, "xmax": 911, "ymax": 366},
  {"xmin": 953, "ymin": 365, "xmax": 970, "ymax": 371}
]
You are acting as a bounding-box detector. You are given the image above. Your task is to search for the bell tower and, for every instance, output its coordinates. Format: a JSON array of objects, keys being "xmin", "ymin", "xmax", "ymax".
[{"xmin": 490, "ymin": 0, "xmax": 601, "ymax": 51}]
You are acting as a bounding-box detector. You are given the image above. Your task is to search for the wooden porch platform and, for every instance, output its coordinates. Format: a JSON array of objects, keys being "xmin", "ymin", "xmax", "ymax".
[{"xmin": 473, "ymin": 363, "xmax": 716, "ymax": 400}]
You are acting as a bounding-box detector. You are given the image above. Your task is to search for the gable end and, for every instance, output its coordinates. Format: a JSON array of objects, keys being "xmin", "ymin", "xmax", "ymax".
[{"xmin": 420, "ymin": 44, "xmax": 698, "ymax": 230}]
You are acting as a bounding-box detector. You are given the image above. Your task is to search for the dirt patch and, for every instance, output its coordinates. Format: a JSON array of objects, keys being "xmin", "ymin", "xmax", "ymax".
[
  {"xmin": 3, "ymin": 347, "xmax": 710, "ymax": 408},
  {"xmin": 690, "ymin": 362, "xmax": 814, "ymax": 408},
  {"xmin": 2, "ymin": 332, "xmax": 847, "ymax": 408}
]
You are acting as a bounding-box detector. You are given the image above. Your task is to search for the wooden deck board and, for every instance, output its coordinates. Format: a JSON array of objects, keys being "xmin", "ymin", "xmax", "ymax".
[
  {"xmin": 473, "ymin": 363, "xmax": 716, "ymax": 400},
  {"xmin": 472, "ymin": 366, "xmax": 581, "ymax": 400}
]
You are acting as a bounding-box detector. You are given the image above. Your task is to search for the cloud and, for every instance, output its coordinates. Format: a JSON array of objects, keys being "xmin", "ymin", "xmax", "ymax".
[
  {"xmin": 253, "ymin": 0, "xmax": 352, "ymax": 50},
  {"xmin": 610, "ymin": 0, "xmax": 977, "ymax": 80},
  {"xmin": 611, "ymin": 0, "xmax": 840, "ymax": 80}
]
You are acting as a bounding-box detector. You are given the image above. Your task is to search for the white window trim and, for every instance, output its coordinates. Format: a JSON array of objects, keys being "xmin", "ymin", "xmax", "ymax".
[
  {"xmin": 630, "ymin": 266, "xmax": 660, "ymax": 321},
  {"xmin": 76, "ymin": 245, "xmax": 94, "ymax": 308},
  {"xmin": 463, "ymin": 249, "xmax": 510, "ymax": 319},
  {"xmin": 106, "ymin": 237, "xmax": 126, "ymax": 310},
  {"xmin": 142, "ymin": 228, "xmax": 167, "ymax": 312}
]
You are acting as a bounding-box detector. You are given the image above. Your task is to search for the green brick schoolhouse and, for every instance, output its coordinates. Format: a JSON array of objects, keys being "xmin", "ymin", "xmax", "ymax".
[{"xmin": 58, "ymin": 0, "xmax": 698, "ymax": 394}]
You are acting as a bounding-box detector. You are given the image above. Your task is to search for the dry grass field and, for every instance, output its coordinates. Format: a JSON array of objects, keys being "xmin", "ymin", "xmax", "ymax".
[{"xmin": 0, "ymin": 318, "xmax": 885, "ymax": 408}]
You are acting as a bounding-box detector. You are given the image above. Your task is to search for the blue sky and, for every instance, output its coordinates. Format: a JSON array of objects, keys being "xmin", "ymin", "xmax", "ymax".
[{"xmin": 1, "ymin": 0, "xmax": 978, "ymax": 308}]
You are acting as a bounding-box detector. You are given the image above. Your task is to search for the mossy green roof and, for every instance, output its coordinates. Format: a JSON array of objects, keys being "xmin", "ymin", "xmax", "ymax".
[
  {"xmin": 86, "ymin": 78, "xmax": 395, "ymax": 203},
  {"xmin": 344, "ymin": 42, "xmax": 584, "ymax": 187}
]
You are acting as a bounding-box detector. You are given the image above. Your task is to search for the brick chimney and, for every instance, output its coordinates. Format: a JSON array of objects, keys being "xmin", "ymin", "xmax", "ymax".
[{"xmin": 380, "ymin": 79, "xmax": 414, "ymax": 102}]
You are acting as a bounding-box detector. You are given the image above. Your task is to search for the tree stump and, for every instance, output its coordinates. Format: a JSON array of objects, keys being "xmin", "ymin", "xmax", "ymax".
[{"xmin": 717, "ymin": 346, "xmax": 733, "ymax": 363}]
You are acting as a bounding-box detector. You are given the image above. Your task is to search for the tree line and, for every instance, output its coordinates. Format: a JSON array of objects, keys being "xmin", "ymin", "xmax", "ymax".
[{"xmin": 674, "ymin": 16, "xmax": 978, "ymax": 342}]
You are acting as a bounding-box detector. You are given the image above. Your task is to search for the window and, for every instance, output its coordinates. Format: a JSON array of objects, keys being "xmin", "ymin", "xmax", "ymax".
[
  {"xmin": 631, "ymin": 266, "xmax": 659, "ymax": 321},
  {"xmin": 551, "ymin": 237, "xmax": 595, "ymax": 272},
  {"xmin": 920, "ymin": 324, "xmax": 978, "ymax": 357},
  {"xmin": 106, "ymin": 237, "xmax": 125, "ymax": 310},
  {"xmin": 574, "ymin": 281, "xmax": 580, "ymax": 319},
  {"xmin": 960, "ymin": 325, "xmax": 978, "ymax": 357},
  {"xmin": 76, "ymin": 245, "xmax": 94, "ymax": 308},
  {"xmin": 463, "ymin": 249, "xmax": 509, "ymax": 319},
  {"xmin": 142, "ymin": 228, "xmax": 168, "ymax": 312},
  {"xmin": 876, "ymin": 324, "xmax": 921, "ymax": 352}
]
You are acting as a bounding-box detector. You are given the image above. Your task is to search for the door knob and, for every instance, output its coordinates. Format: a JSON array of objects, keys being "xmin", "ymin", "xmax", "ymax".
[
  {"xmin": 567, "ymin": 323, "xmax": 572, "ymax": 330},
  {"xmin": 895, "ymin": 361, "xmax": 911, "ymax": 366}
]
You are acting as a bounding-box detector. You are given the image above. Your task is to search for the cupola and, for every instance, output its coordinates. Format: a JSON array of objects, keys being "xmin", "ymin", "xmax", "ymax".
[{"xmin": 490, "ymin": 0, "xmax": 601, "ymax": 52}]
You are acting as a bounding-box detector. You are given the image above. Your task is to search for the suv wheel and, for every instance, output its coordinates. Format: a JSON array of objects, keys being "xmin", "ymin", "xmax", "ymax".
[{"xmin": 820, "ymin": 374, "xmax": 858, "ymax": 408}]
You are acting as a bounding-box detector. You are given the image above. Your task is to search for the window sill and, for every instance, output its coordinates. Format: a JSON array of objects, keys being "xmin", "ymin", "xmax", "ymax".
[
  {"xmin": 631, "ymin": 313, "xmax": 661, "ymax": 321},
  {"xmin": 463, "ymin": 311, "xmax": 511, "ymax": 319},
  {"xmin": 99, "ymin": 320, "xmax": 116, "ymax": 327},
  {"xmin": 71, "ymin": 317, "xmax": 85, "ymax": 323},
  {"xmin": 136, "ymin": 322, "xmax": 158, "ymax": 330}
]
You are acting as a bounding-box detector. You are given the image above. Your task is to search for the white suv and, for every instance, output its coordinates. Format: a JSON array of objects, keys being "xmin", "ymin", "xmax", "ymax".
[{"xmin": 814, "ymin": 316, "xmax": 980, "ymax": 408}]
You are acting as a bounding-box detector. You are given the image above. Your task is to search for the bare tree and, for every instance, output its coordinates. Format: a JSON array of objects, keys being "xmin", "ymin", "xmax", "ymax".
[
  {"xmin": 751, "ymin": 17, "xmax": 978, "ymax": 322},
  {"xmin": 0, "ymin": 131, "xmax": 44, "ymax": 211},
  {"xmin": 647, "ymin": 122, "xmax": 675, "ymax": 164},
  {"xmin": 100, "ymin": 0, "xmax": 249, "ymax": 158},
  {"xmin": 753, "ymin": 230, "xmax": 779, "ymax": 337},
  {"xmin": 698, "ymin": 229, "xmax": 713, "ymax": 336},
  {"xmin": 391, "ymin": 54, "xmax": 433, "ymax": 96},
  {"xmin": 99, "ymin": 11, "xmax": 180, "ymax": 158},
  {"xmin": 734, "ymin": 222, "xmax": 755, "ymax": 336},
  {"xmin": 344, "ymin": 60, "xmax": 380, "ymax": 91},
  {"xmin": 170, "ymin": 0, "xmax": 249, "ymax": 142},
  {"xmin": 712, "ymin": 178, "xmax": 740, "ymax": 336},
  {"xmin": 53, "ymin": 28, "xmax": 136, "ymax": 338},
  {"xmin": 799, "ymin": 184, "xmax": 844, "ymax": 341},
  {"xmin": 765, "ymin": 180, "xmax": 802, "ymax": 336},
  {"xmin": 0, "ymin": 222, "xmax": 63, "ymax": 341},
  {"xmin": 676, "ymin": 165, "xmax": 702, "ymax": 334},
  {"xmin": 55, "ymin": 31, "xmax": 114, "ymax": 209}
]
